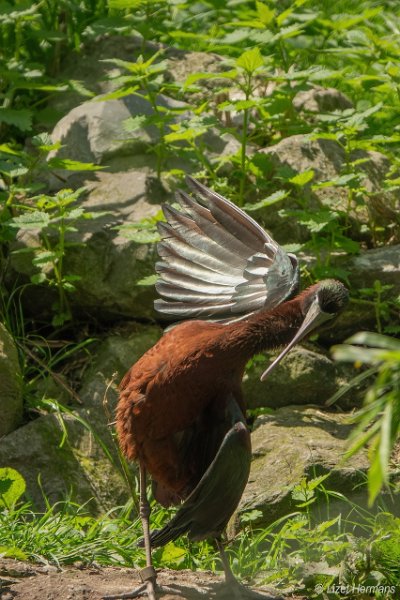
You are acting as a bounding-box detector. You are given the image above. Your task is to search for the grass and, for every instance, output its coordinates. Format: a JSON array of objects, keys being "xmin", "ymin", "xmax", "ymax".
[{"xmin": 1, "ymin": 470, "xmax": 399, "ymax": 598}]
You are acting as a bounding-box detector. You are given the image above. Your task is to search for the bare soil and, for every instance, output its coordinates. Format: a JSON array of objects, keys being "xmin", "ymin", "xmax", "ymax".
[{"xmin": 0, "ymin": 558, "xmax": 301, "ymax": 600}]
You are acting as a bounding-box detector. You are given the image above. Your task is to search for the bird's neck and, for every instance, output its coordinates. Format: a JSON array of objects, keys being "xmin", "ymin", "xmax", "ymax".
[{"xmin": 222, "ymin": 293, "xmax": 309, "ymax": 361}]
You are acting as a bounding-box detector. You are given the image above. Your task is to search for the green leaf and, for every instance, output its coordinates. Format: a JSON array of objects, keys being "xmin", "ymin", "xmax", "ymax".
[
  {"xmin": 62, "ymin": 282, "xmax": 77, "ymax": 293},
  {"xmin": 136, "ymin": 274, "xmax": 158, "ymax": 286},
  {"xmin": 307, "ymin": 473, "xmax": 330, "ymax": 491},
  {"xmin": 289, "ymin": 170, "xmax": 314, "ymax": 186},
  {"xmin": 52, "ymin": 312, "xmax": 71, "ymax": 326},
  {"xmin": 184, "ymin": 69, "xmax": 237, "ymax": 88},
  {"xmin": 218, "ymin": 99, "xmax": 262, "ymax": 111},
  {"xmin": 0, "ymin": 108, "xmax": 33, "ymax": 131},
  {"xmin": 31, "ymin": 273, "xmax": 48, "ymax": 284},
  {"xmin": 345, "ymin": 332, "xmax": 400, "ymax": 351},
  {"xmin": 164, "ymin": 127, "xmax": 206, "ymax": 143},
  {"xmin": 122, "ymin": 115, "xmax": 148, "ymax": 132},
  {"xmin": 67, "ymin": 79, "xmax": 95, "ymax": 98},
  {"xmin": 10, "ymin": 211, "xmax": 50, "ymax": 230},
  {"xmin": 108, "ymin": 0, "xmax": 150, "ymax": 8},
  {"xmin": 159, "ymin": 542, "xmax": 186, "ymax": 565},
  {"xmin": 256, "ymin": 1, "xmax": 275, "ymax": 25},
  {"xmin": 0, "ymin": 546, "xmax": 28, "ymax": 560},
  {"xmin": 379, "ymin": 401, "xmax": 393, "ymax": 479},
  {"xmin": 368, "ymin": 438, "xmax": 384, "ymax": 505},
  {"xmin": 240, "ymin": 509, "xmax": 264, "ymax": 523},
  {"xmin": 236, "ymin": 48, "xmax": 264, "ymax": 74},
  {"xmin": 32, "ymin": 251, "xmax": 58, "ymax": 265},
  {"xmin": 0, "ymin": 468, "xmax": 26, "ymax": 507},
  {"xmin": 243, "ymin": 190, "xmax": 289, "ymax": 211},
  {"xmin": 65, "ymin": 208, "xmax": 84, "ymax": 220},
  {"xmin": 120, "ymin": 229, "xmax": 160, "ymax": 243},
  {"xmin": 47, "ymin": 158, "xmax": 101, "ymax": 171}
]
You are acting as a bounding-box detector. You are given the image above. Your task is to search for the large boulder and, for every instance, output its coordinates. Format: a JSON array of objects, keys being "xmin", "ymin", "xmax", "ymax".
[
  {"xmin": 347, "ymin": 244, "xmax": 400, "ymax": 293},
  {"xmin": 10, "ymin": 160, "xmax": 163, "ymax": 321},
  {"xmin": 0, "ymin": 323, "xmax": 23, "ymax": 437},
  {"xmin": 293, "ymin": 86, "xmax": 353, "ymax": 113},
  {"xmin": 243, "ymin": 346, "xmax": 363, "ymax": 410},
  {"xmin": 47, "ymin": 34, "xmax": 224, "ymax": 118},
  {"xmin": 258, "ymin": 135, "xmax": 396, "ymax": 243},
  {"xmin": 0, "ymin": 411, "xmax": 129, "ymax": 513},
  {"xmin": 318, "ymin": 244, "xmax": 400, "ymax": 343},
  {"xmin": 0, "ymin": 325, "xmax": 161, "ymax": 513},
  {"xmin": 47, "ymin": 93, "xmax": 189, "ymax": 181},
  {"xmin": 239, "ymin": 406, "xmax": 398, "ymax": 526}
]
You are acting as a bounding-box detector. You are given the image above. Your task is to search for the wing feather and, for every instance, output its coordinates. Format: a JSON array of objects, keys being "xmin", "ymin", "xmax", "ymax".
[{"xmin": 155, "ymin": 177, "xmax": 300, "ymax": 321}]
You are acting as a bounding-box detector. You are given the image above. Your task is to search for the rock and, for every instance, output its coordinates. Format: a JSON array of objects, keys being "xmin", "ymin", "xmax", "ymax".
[
  {"xmin": 0, "ymin": 323, "xmax": 23, "ymax": 437},
  {"xmin": 48, "ymin": 93, "xmax": 188, "ymax": 177},
  {"xmin": 47, "ymin": 34, "xmax": 224, "ymax": 118},
  {"xmin": 10, "ymin": 156, "xmax": 165, "ymax": 321},
  {"xmin": 317, "ymin": 244, "xmax": 400, "ymax": 343},
  {"xmin": 239, "ymin": 406, "xmax": 398, "ymax": 526},
  {"xmin": 0, "ymin": 326, "xmax": 161, "ymax": 513},
  {"xmin": 166, "ymin": 49, "xmax": 225, "ymax": 87},
  {"xmin": 0, "ymin": 411, "xmax": 128, "ymax": 513},
  {"xmin": 79, "ymin": 323, "xmax": 162, "ymax": 411},
  {"xmin": 259, "ymin": 135, "xmax": 393, "ymax": 242},
  {"xmin": 11, "ymin": 73, "xmax": 240, "ymax": 321},
  {"xmin": 243, "ymin": 346, "xmax": 363, "ymax": 410},
  {"xmin": 348, "ymin": 244, "xmax": 400, "ymax": 294},
  {"xmin": 293, "ymin": 86, "xmax": 353, "ymax": 113}
]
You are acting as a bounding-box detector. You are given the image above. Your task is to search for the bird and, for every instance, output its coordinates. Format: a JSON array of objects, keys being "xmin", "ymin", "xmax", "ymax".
[{"xmin": 104, "ymin": 177, "xmax": 349, "ymax": 600}]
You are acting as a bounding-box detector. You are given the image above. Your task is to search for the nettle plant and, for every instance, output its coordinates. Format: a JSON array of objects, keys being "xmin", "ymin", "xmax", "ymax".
[{"xmin": 0, "ymin": 134, "xmax": 103, "ymax": 326}]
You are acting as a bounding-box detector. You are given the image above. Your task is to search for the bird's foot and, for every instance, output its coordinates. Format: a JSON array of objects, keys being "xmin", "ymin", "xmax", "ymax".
[
  {"xmin": 102, "ymin": 582, "xmax": 149, "ymax": 599},
  {"xmin": 102, "ymin": 583, "xmax": 180, "ymax": 600},
  {"xmin": 103, "ymin": 567, "xmax": 162, "ymax": 600},
  {"xmin": 224, "ymin": 579, "xmax": 284, "ymax": 600}
]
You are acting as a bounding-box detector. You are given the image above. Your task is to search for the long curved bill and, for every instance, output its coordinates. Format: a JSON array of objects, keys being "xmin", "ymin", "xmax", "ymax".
[{"xmin": 260, "ymin": 299, "xmax": 334, "ymax": 382}]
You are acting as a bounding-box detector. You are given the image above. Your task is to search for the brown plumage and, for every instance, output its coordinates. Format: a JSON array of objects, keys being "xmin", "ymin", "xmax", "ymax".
[
  {"xmin": 116, "ymin": 281, "xmax": 345, "ymax": 507},
  {"xmin": 105, "ymin": 179, "xmax": 349, "ymax": 600}
]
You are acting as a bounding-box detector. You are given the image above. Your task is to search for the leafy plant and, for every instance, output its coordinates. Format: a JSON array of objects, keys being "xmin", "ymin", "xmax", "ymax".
[
  {"xmin": 358, "ymin": 281, "xmax": 400, "ymax": 335},
  {"xmin": 331, "ymin": 332, "xmax": 400, "ymax": 504},
  {"xmin": 1, "ymin": 469, "xmax": 398, "ymax": 597},
  {"xmin": 7, "ymin": 187, "xmax": 107, "ymax": 326}
]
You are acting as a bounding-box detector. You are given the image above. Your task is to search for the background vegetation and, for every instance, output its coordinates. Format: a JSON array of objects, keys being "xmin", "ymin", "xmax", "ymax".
[{"xmin": 0, "ymin": 0, "xmax": 399, "ymax": 598}]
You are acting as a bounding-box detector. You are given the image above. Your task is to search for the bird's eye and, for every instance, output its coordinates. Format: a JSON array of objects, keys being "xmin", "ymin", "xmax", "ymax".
[
  {"xmin": 317, "ymin": 284, "xmax": 349, "ymax": 314},
  {"xmin": 320, "ymin": 297, "xmax": 339, "ymax": 314}
]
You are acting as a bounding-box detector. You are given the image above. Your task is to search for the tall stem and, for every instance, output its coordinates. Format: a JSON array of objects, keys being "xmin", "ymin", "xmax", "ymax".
[{"xmin": 239, "ymin": 75, "xmax": 251, "ymax": 205}]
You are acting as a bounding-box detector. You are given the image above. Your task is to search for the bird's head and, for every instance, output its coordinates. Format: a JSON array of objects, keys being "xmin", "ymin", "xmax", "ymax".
[
  {"xmin": 260, "ymin": 279, "xmax": 349, "ymax": 381},
  {"xmin": 306, "ymin": 279, "xmax": 349, "ymax": 315}
]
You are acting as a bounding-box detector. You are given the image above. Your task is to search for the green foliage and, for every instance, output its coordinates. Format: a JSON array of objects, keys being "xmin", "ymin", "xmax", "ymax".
[
  {"xmin": 0, "ymin": 468, "xmax": 26, "ymax": 508},
  {"xmin": 0, "ymin": 470, "xmax": 398, "ymax": 597},
  {"xmin": 0, "ymin": 134, "xmax": 106, "ymax": 325},
  {"xmin": 331, "ymin": 332, "xmax": 400, "ymax": 505},
  {"xmin": 0, "ymin": 3, "xmax": 399, "ymax": 598}
]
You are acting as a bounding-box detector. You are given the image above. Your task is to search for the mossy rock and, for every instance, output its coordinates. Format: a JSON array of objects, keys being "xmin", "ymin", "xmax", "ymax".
[{"xmin": 240, "ymin": 406, "xmax": 398, "ymax": 526}]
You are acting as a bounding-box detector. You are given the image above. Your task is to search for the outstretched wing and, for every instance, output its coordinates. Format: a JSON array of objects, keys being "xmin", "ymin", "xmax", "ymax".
[{"xmin": 154, "ymin": 176, "xmax": 299, "ymax": 322}]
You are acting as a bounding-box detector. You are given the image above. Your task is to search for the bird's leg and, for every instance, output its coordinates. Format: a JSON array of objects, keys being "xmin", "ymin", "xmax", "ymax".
[
  {"xmin": 216, "ymin": 539, "xmax": 282, "ymax": 600},
  {"xmin": 103, "ymin": 465, "xmax": 157, "ymax": 600},
  {"xmin": 138, "ymin": 465, "xmax": 157, "ymax": 600},
  {"xmin": 216, "ymin": 538, "xmax": 236, "ymax": 587}
]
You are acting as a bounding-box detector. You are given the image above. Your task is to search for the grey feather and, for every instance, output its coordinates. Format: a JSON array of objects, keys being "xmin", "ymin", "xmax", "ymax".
[{"xmin": 155, "ymin": 178, "xmax": 300, "ymax": 321}]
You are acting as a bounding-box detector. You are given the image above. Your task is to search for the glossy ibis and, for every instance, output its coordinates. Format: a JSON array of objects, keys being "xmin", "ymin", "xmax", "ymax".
[{"xmin": 105, "ymin": 177, "xmax": 348, "ymax": 600}]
